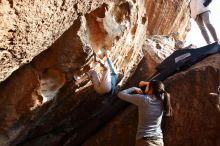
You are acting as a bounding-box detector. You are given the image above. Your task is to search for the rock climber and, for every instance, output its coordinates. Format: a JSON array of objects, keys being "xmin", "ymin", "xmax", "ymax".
[
  {"xmin": 75, "ymin": 49, "xmax": 118, "ymax": 97},
  {"xmin": 118, "ymin": 80, "xmax": 173, "ymax": 146}
]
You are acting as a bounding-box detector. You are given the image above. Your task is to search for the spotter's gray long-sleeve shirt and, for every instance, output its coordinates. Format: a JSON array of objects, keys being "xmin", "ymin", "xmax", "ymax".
[{"xmin": 118, "ymin": 87, "xmax": 163, "ymax": 140}]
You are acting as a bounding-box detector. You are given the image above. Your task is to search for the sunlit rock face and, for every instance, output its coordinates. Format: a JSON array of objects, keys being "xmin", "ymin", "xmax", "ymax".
[
  {"xmin": 144, "ymin": 35, "xmax": 176, "ymax": 63},
  {"xmin": 0, "ymin": 0, "xmax": 190, "ymax": 82},
  {"xmin": 145, "ymin": 0, "xmax": 191, "ymax": 40},
  {"xmin": 0, "ymin": 0, "xmax": 103, "ymax": 82},
  {"xmin": 0, "ymin": 0, "xmax": 193, "ymax": 145}
]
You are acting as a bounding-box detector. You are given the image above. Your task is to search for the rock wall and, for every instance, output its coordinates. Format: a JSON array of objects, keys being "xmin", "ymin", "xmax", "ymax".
[
  {"xmin": 0, "ymin": 0, "xmax": 190, "ymax": 82},
  {"xmin": 0, "ymin": 0, "xmax": 147, "ymax": 145},
  {"xmin": 164, "ymin": 54, "xmax": 220, "ymax": 146},
  {"xmin": 0, "ymin": 0, "xmax": 197, "ymax": 146},
  {"xmin": 145, "ymin": 0, "xmax": 191, "ymax": 40},
  {"xmin": 0, "ymin": 0, "xmax": 104, "ymax": 82}
]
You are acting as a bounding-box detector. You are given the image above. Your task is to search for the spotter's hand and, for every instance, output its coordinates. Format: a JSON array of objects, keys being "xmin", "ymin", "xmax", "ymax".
[{"xmin": 139, "ymin": 81, "xmax": 149, "ymax": 87}]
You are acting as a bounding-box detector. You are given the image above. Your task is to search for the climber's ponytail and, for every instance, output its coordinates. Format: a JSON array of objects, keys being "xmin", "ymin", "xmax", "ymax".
[
  {"xmin": 150, "ymin": 80, "xmax": 173, "ymax": 117},
  {"xmin": 163, "ymin": 91, "xmax": 173, "ymax": 117}
]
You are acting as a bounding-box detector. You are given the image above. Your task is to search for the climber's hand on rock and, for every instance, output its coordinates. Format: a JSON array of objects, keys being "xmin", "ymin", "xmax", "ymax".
[
  {"xmin": 75, "ymin": 80, "xmax": 81, "ymax": 86},
  {"xmin": 104, "ymin": 50, "xmax": 110, "ymax": 58},
  {"xmin": 139, "ymin": 81, "xmax": 149, "ymax": 87}
]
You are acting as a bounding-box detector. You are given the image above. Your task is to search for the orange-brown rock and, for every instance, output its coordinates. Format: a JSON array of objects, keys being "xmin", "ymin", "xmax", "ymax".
[
  {"xmin": 0, "ymin": 0, "xmax": 147, "ymax": 145},
  {"xmin": 145, "ymin": 0, "xmax": 191, "ymax": 40},
  {"xmin": 0, "ymin": 0, "xmax": 104, "ymax": 81},
  {"xmin": 163, "ymin": 54, "xmax": 220, "ymax": 146},
  {"xmin": 0, "ymin": 0, "xmax": 197, "ymax": 146},
  {"xmin": 0, "ymin": 0, "xmax": 190, "ymax": 82}
]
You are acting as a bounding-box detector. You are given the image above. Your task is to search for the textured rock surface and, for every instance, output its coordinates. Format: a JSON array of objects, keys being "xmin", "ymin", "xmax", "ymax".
[
  {"xmin": 0, "ymin": 0, "xmax": 147, "ymax": 145},
  {"xmin": 0, "ymin": 0, "xmax": 199, "ymax": 146},
  {"xmin": 0, "ymin": 0, "xmax": 104, "ymax": 82},
  {"xmin": 145, "ymin": 35, "xmax": 176, "ymax": 63},
  {"xmin": 164, "ymin": 54, "xmax": 220, "ymax": 146},
  {"xmin": 145, "ymin": 0, "xmax": 191, "ymax": 40},
  {"xmin": 81, "ymin": 53, "xmax": 220, "ymax": 146},
  {"xmin": 0, "ymin": 0, "xmax": 190, "ymax": 82}
]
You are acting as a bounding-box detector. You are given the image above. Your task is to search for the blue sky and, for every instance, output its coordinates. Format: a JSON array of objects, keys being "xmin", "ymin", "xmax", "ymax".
[{"xmin": 185, "ymin": 1, "xmax": 220, "ymax": 47}]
